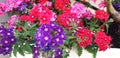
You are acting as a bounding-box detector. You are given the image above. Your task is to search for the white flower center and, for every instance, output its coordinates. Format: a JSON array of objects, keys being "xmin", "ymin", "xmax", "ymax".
[
  {"xmin": 7, "ymin": 33, "xmax": 10, "ymax": 35},
  {"xmin": 0, "ymin": 30, "xmax": 3, "ymax": 32},
  {"xmin": 44, "ymin": 36, "xmax": 49, "ymax": 40},
  {"xmin": 44, "ymin": 28, "xmax": 48, "ymax": 31},
  {"xmin": 56, "ymin": 38, "xmax": 59, "ymax": 42}
]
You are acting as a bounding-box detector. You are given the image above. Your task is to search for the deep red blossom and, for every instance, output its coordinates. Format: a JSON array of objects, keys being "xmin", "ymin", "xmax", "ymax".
[
  {"xmin": 77, "ymin": 28, "xmax": 93, "ymax": 48},
  {"xmin": 38, "ymin": 6, "xmax": 52, "ymax": 24},
  {"xmin": 58, "ymin": 12, "xmax": 80, "ymax": 28},
  {"xmin": 20, "ymin": 15, "xmax": 29, "ymax": 21},
  {"xmin": 95, "ymin": 10, "xmax": 109, "ymax": 22},
  {"xmin": 58, "ymin": 8, "xmax": 84, "ymax": 29},
  {"xmin": 95, "ymin": 31, "xmax": 112, "ymax": 51},
  {"xmin": 39, "ymin": 0, "xmax": 48, "ymax": 4},
  {"xmin": 29, "ymin": 6, "xmax": 39, "ymax": 23},
  {"xmin": 54, "ymin": 0, "xmax": 70, "ymax": 10}
]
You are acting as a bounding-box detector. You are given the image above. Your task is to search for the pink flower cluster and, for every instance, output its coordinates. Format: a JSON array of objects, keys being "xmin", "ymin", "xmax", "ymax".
[
  {"xmin": 58, "ymin": 2, "xmax": 93, "ymax": 29},
  {"xmin": 0, "ymin": 0, "xmax": 23, "ymax": 16},
  {"xmin": 8, "ymin": 15, "xmax": 19, "ymax": 27},
  {"xmin": 95, "ymin": 31, "xmax": 112, "ymax": 51},
  {"xmin": 71, "ymin": 2, "xmax": 93, "ymax": 20},
  {"xmin": 77, "ymin": 28, "xmax": 93, "ymax": 48}
]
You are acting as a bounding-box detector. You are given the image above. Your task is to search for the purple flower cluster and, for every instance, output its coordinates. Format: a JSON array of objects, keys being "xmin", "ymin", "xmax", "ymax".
[
  {"xmin": 0, "ymin": 26, "xmax": 17, "ymax": 55},
  {"xmin": 54, "ymin": 49, "xmax": 62, "ymax": 58},
  {"xmin": 32, "ymin": 47, "xmax": 40, "ymax": 58},
  {"xmin": 113, "ymin": 2, "xmax": 120, "ymax": 12},
  {"xmin": 18, "ymin": 2, "xmax": 28, "ymax": 11},
  {"xmin": 35, "ymin": 22, "xmax": 66, "ymax": 50}
]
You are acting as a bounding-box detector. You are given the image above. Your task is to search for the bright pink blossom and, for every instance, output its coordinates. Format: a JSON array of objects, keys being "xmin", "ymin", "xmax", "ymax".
[
  {"xmin": 98, "ymin": 0, "xmax": 106, "ymax": 8},
  {"xmin": 8, "ymin": 15, "xmax": 19, "ymax": 27},
  {"xmin": 71, "ymin": 2, "xmax": 87, "ymax": 18},
  {"xmin": 5, "ymin": 0, "xmax": 23, "ymax": 12}
]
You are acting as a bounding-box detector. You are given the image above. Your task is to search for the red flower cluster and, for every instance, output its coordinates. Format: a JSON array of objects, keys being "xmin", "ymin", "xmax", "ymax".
[
  {"xmin": 38, "ymin": 6, "xmax": 53, "ymax": 24},
  {"xmin": 95, "ymin": 10, "xmax": 109, "ymax": 22},
  {"xmin": 39, "ymin": 0, "xmax": 48, "ymax": 4},
  {"xmin": 20, "ymin": 15, "xmax": 29, "ymax": 22},
  {"xmin": 54, "ymin": 0, "xmax": 70, "ymax": 10},
  {"xmin": 95, "ymin": 31, "xmax": 112, "ymax": 51},
  {"xmin": 20, "ymin": 5, "xmax": 55, "ymax": 24},
  {"xmin": 77, "ymin": 28, "xmax": 93, "ymax": 48},
  {"xmin": 58, "ymin": 8, "xmax": 83, "ymax": 28}
]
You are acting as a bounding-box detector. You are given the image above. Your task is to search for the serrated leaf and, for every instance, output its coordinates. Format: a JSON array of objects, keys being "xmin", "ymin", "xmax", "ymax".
[
  {"xmin": 13, "ymin": 44, "xmax": 19, "ymax": 57},
  {"xmin": 77, "ymin": 47, "xmax": 82, "ymax": 56},
  {"xmin": 18, "ymin": 49, "xmax": 25, "ymax": 56},
  {"xmin": 23, "ymin": 43, "xmax": 32, "ymax": 53},
  {"xmin": 62, "ymin": 50, "xmax": 69, "ymax": 58},
  {"xmin": 72, "ymin": 42, "xmax": 77, "ymax": 47},
  {"xmin": 86, "ymin": 46, "xmax": 98, "ymax": 58}
]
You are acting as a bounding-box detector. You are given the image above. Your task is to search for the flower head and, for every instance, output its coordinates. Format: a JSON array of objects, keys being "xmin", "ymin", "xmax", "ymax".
[
  {"xmin": 35, "ymin": 22, "xmax": 66, "ymax": 50},
  {"xmin": 71, "ymin": 2, "xmax": 86, "ymax": 18},
  {"xmin": 54, "ymin": 49, "xmax": 62, "ymax": 58},
  {"xmin": 95, "ymin": 10, "xmax": 109, "ymax": 22},
  {"xmin": 33, "ymin": 47, "xmax": 40, "ymax": 58},
  {"xmin": 77, "ymin": 28, "xmax": 93, "ymax": 48},
  {"xmin": 18, "ymin": 2, "xmax": 28, "ymax": 11},
  {"xmin": 5, "ymin": 0, "xmax": 23, "ymax": 12},
  {"xmin": 8, "ymin": 15, "xmax": 19, "ymax": 27},
  {"xmin": 54, "ymin": 0, "xmax": 70, "ymax": 10},
  {"xmin": 95, "ymin": 31, "xmax": 112, "ymax": 51},
  {"xmin": 0, "ymin": 26, "xmax": 17, "ymax": 55}
]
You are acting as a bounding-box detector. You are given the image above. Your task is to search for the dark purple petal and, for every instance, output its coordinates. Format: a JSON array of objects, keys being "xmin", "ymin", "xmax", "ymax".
[
  {"xmin": 33, "ymin": 47, "xmax": 40, "ymax": 58},
  {"xmin": 35, "ymin": 22, "xmax": 66, "ymax": 50},
  {"xmin": 3, "ymin": 46, "xmax": 12, "ymax": 55},
  {"xmin": 0, "ymin": 38, "xmax": 11, "ymax": 46}
]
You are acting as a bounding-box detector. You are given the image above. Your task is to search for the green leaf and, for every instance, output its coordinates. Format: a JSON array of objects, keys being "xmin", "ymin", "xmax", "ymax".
[
  {"xmin": 18, "ymin": 49, "xmax": 25, "ymax": 56},
  {"xmin": 77, "ymin": 47, "xmax": 82, "ymax": 56},
  {"xmin": 86, "ymin": 46, "xmax": 98, "ymax": 58},
  {"xmin": 105, "ymin": 24, "xmax": 109, "ymax": 34},
  {"xmin": 72, "ymin": 42, "xmax": 77, "ymax": 47},
  {"xmin": 62, "ymin": 50, "xmax": 69, "ymax": 58},
  {"xmin": 13, "ymin": 44, "xmax": 19, "ymax": 57},
  {"xmin": 23, "ymin": 43, "xmax": 32, "ymax": 53}
]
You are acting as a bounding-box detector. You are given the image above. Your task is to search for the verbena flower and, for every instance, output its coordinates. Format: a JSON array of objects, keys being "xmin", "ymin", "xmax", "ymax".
[
  {"xmin": 76, "ymin": 28, "xmax": 93, "ymax": 48},
  {"xmin": 113, "ymin": 2, "xmax": 120, "ymax": 12},
  {"xmin": 21, "ymin": 4, "xmax": 56, "ymax": 24},
  {"xmin": 18, "ymin": 2, "xmax": 28, "ymax": 11},
  {"xmin": 71, "ymin": 2, "xmax": 86, "ymax": 18},
  {"xmin": 98, "ymin": 0, "xmax": 106, "ymax": 9},
  {"xmin": 95, "ymin": 10, "xmax": 109, "ymax": 22},
  {"xmin": 54, "ymin": 0, "xmax": 70, "ymax": 10},
  {"xmin": 8, "ymin": 15, "xmax": 19, "ymax": 27},
  {"xmin": 5, "ymin": 0, "xmax": 23, "ymax": 12},
  {"xmin": 58, "ymin": 7, "xmax": 84, "ymax": 29},
  {"xmin": 95, "ymin": 31, "xmax": 112, "ymax": 51},
  {"xmin": 0, "ymin": 26, "xmax": 17, "ymax": 55},
  {"xmin": 35, "ymin": 22, "xmax": 66, "ymax": 50},
  {"xmin": 32, "ymin": 47, "xmax": 40, "ymax": 58},
  {"xmin": 54, "ymin": 48, "xmax": 62, "ymax": 58}
]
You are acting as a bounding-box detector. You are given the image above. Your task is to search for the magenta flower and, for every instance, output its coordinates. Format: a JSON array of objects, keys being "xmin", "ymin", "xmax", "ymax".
[
  {"xmin": 5, "ymin": 0, "xmax": 23, "ymax": 12},
  {"xmin": 8, "ymin": 15, "xmax": 19, "ymax": 27},
  {"xmin": 98, "ymin": 0, "xmax": 106, "ymax": 8},
  {"xmin": 71, "ymin": 2, "xmax": 86, "ymax": 18},
  {"xmin": 92, "ymin": 0, "xmax": 97, "ymax": 3}
]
